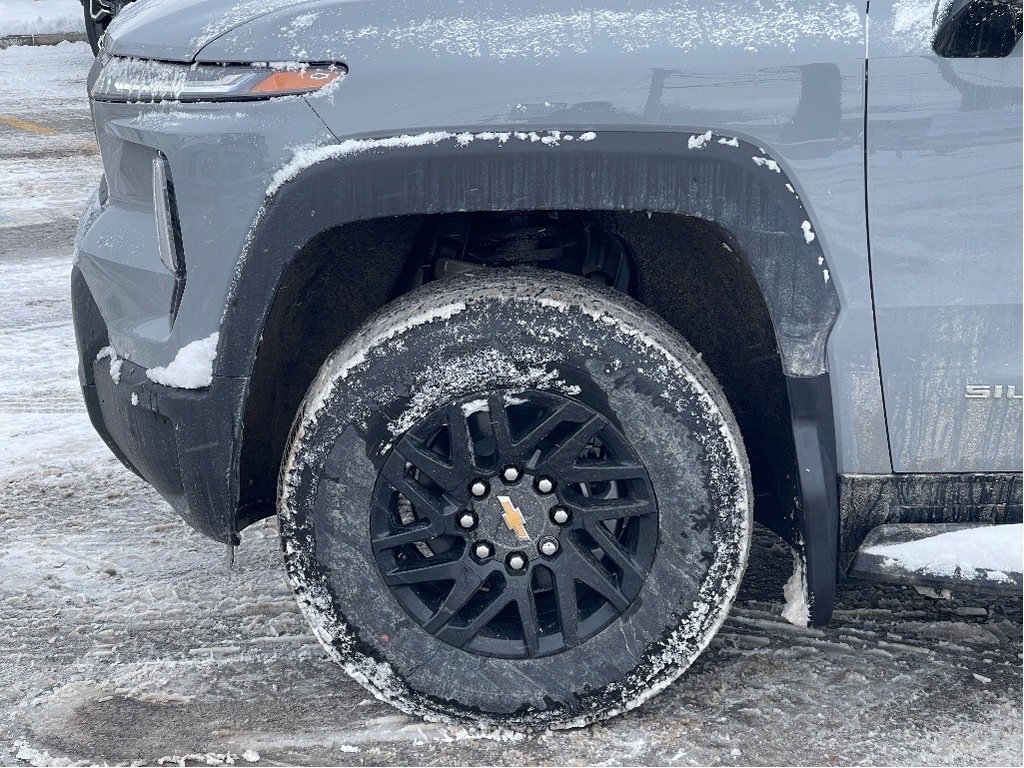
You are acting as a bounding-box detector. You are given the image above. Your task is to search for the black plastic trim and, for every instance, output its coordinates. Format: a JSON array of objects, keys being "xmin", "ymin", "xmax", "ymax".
[
  {"xmin": 785, "ymin": 373, "xmax": 840, "ymax": 626},
  {"xmin": 72, "ymin": 265, "xmax": 244, "ymax": 544},
  {"xmin": 840, "ymin": 472, "xmax": 1023, "ymax": 569},
  {"xmin": 221, "ymin": 131, "xmax": 840, "ymax": 380}
]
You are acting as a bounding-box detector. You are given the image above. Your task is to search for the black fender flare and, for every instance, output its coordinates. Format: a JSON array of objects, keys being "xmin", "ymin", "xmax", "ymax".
[{"xmin": 222, "ymin": 129, "xmax": 840, "ymax": 623}]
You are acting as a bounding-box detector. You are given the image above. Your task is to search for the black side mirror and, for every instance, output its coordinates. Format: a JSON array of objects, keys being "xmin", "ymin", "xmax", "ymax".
[{"xmin": 933, "ymin": 0, "xmax": 1022, "ymax": 57}]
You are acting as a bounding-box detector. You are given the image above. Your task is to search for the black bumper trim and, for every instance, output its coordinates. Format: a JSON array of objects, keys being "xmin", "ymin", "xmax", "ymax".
[{"xmin": 72, "ymin": 265, "xmax": 244, "ymax": 544}]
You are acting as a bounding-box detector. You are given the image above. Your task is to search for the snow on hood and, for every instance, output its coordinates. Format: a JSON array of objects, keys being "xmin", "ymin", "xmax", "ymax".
[
  {"xmin": 197, "ymin": 0, "xmax": 862, "ymax": 64},
  {"xmin": 105, "ymin": 0, "xmax": 863, "ymax": 66},
  {"xmin": 103, "ymin": 0, "xmax": 322, "ymax": 62}
]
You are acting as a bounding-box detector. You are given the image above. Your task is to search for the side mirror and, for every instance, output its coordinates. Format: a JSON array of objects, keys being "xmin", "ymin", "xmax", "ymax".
[{"xmin": 932, "ymin": 0, "xmax": 1022, "ymax": 57}]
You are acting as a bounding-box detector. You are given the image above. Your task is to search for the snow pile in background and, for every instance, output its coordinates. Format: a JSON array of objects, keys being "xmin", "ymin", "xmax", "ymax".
[
  {"xmin": 146, "ymin": 333, "xmax": 219, "ymax": 389},
  {"xmin": 0, "ymin": 0, "xmax": 83, "ymax": 36},
  {"xmin": 865, "ymin": 525, "xmax": 1024, "ymax": 582}
]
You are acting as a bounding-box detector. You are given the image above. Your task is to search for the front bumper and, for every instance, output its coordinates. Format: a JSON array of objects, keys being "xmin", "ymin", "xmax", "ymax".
[{"xmin": 72, "ymin": 265, "xmax": 244, "ymax": 543}]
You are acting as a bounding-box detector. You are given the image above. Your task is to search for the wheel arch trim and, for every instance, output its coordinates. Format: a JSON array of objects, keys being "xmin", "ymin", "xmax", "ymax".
[
  {"xmin": 223, "ymin": 129, "xmax": 842, "ymax": 620},
  {"xmin": 220, "ymin": 129, "xmax": 839, "ymax": 379}
]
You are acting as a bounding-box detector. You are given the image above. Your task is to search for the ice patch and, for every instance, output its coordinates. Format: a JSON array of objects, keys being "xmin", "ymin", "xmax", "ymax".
[
  {"xmin": 268, "ymin": 130, "xmax": 594, "ymax": 196},
  {"xmin": 782, "ymin": 550, "xmax": 810, "ymax": 627},
  {"xmin": 865, "ymin": 524, "xmax": 1024, "ymax": 582},
  {"xmin": 13, "ymin": 742, "xmax": 66, "ymax": 768},
  {"xmin": 145, "ymin": 332, "xmax": 219, "ymax": 389},
  {"xmin": 687, "ymin": 130, "xmax": 713, "ymax": 150},
  {"xmin": 801, "ymin": 220, "xmax": 816, "ymax": 244},
  {"xmin": 157, "ymin": 753, "xmax": 246, "ymax": 766},
  {"xmin": 717, "ymin": 137, "xmax": 740, "ymax": 148}
]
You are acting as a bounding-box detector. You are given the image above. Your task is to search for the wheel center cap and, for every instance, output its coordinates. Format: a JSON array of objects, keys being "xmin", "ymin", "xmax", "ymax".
[
  {"xmin": 497, "ymin": 495, "xmax": 532, "ymax": 541},
  {"xmin": 480, "ymin": 478, "xmax": 556, "ymax": 551}
]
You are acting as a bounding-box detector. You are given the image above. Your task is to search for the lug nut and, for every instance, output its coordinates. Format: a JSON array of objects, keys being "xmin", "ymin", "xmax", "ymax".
[
  {"xmin": 470, "ymin": 479, "xmax": 489, "ymax": 498},
  {"xmin": 474, "ymin": 541, "xmax": 493, "ymax": 560},
  {"xmin": 506, "ymin": 552, "xmax": 528, "ymax": 571},
  {"xmin": 538, "ymin": 537, "xmax": 560, "ymax": 557},
  {"xmin": 536, "ymin": 477, "xmax": 554, "ymax": 494},
  {"xmin": 502, "ymin": 466, "xmax": 521, "ymax": 483},
  {"xmin": 458, "ymin": 512, "xmax": 477, "ymax": 530},
  {"xmin": 550, "ymin": 506, "xmax": 570, "ymax": 525}
]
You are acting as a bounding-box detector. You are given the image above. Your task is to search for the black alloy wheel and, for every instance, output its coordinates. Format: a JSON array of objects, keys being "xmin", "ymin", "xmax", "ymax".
[{"xmin": 369, "ymin": 390, "xmax": 658, "ymax": 659}]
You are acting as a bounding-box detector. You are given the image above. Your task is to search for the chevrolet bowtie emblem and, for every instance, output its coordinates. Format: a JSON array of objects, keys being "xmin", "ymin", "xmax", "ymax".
[{"xmin": 498, "ymin": 495, "xmax": 531, "ymax": 541}]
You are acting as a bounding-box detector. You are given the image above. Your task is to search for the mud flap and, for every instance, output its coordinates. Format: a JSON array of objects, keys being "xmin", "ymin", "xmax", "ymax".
[{"xmin": 786, "ymin": 374, "xmax": 839, "ymax": 626}]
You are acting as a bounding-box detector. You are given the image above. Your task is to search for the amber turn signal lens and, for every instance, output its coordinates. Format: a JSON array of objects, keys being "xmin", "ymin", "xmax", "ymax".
[{"xmin": 250, "ymin": 68, "xmax": 342, "ymax": 95}]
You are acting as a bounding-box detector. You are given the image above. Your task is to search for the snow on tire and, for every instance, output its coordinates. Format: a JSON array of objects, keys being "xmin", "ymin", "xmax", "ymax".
[{"xmin": 277, "ymin": 269, "xmax": 752, "ymax": 728}]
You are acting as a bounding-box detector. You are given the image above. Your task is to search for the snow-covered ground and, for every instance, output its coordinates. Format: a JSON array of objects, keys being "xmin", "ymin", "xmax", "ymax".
[
  {"xmin": 0, "ymin": 42, "xmax": 100, "ymax": 231},
  {"xmin": 866, "ymin": 525, "xmax": 1024, "ymax": 584},
  {"xmin": 0, "ymin": 0, "xmax": 83, "ymax": 37},
  {"xmin": 0, "ymin": 42, "xmax": 1021, "ymax": 767}
]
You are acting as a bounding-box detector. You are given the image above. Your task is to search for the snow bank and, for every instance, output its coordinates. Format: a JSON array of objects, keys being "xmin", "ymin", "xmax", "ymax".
[
  {"xmin": 865, "ymin": 524, "xmax": 1024, "ymax": 582},
  {"xmin": 145, "ymin": 333, "xmax": 219, "ymax": 389},
  {"xmin": 0, "ymin": 0, "xmax": 83, "ymax": 36}
]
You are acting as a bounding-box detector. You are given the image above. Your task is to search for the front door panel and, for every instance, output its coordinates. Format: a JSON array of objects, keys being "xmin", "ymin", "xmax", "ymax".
[{"xmin": 867, "ymin": 0, "xmax": 1022, "ymax": 472}]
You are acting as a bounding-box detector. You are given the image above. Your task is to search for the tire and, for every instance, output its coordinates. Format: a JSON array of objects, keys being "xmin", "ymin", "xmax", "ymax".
[
  {"xmin": 83, "ymin": 6, "xmax": 106, "ymax": 55},
  {"xmin": 278, "ymin": 269, "xmax": 752, "ymax": 728}
]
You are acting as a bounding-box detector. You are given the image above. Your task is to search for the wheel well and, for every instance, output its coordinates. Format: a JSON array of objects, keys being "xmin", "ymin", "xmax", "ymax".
[{"xmin": 237, "ymin": 211, "xmax": 797, "ymax": 537}]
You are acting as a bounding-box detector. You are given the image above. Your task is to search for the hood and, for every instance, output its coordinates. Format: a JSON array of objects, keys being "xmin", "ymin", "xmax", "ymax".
[
  {"xmin": 103, "ymin": 0, "xmax": 324, "ymax": 62},
  {"xmin": 106, "ymin": 0, "xmax": 865, "ymax": 67},
  {"xmin": 194, "ymin": 0, "xmax": 864, "ymax": 65}
]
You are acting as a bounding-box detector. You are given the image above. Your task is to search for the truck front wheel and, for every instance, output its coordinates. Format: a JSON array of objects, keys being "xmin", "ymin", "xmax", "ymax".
[{"xmin": 278, "ymin": 269, "xmax": 752, "ymax": 728}]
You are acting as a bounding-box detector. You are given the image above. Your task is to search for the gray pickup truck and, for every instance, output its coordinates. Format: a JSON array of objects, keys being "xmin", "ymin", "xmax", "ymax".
[{"xmin": 73, "ymin": 0, "xmax": 1022, "ymax": 728}]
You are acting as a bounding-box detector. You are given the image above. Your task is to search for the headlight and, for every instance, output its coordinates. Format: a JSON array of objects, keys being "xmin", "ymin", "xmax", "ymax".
[{"xmin": 91, "ymin": 58, "xmax": 344, "ymax": 103}]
